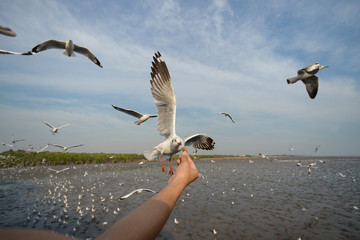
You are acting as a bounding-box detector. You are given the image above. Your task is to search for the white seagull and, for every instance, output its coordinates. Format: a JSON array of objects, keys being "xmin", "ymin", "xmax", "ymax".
[
  {"xmin": 49, "ymin": 143, "xmax": 84, "ymax": 152},
  {"xmin": 0, "ymin": 25, "xmax": 16, "ymax": 37},
  {"xmin": 42, "ymin": 120, "xmax": 70, "ymax": 135},
  {"xmin": 23, "ymin": 39, "xmax": 103, "ymax": 67},
  {"xmin": 119, "ymin": 188, "xmax": 157, "ymax": 200},
  {"xmin": 218, "ymin": 112, "xmax": 235, "ymax": 123},
  {"xmin": 259, "ymin": 153, "xmax": 269, "ymax": 160},
  {"xmin": 315, "ymin": 145, "xmax": 320, "ymax": 152},
  {"xmin": 307, "ymin": 163, "xmax": 316, "ymax": 176},
  {"xmin": 48, "ymin": 167, "xmax": 70, "ymax": 174},
  {"xmin": 289, "ymin": 145, "xmax": 294, "ymax": 151},
  {"xmin": 287, "ymin": 62, "xmax": 328, "ymax": 99},
  {"xmin": 112, "ymin": 105, "xmax": 157, "ymax": 125},
  {"xmin": 144, "ymin": 52, "xmax": 215, "ymax": 175}
]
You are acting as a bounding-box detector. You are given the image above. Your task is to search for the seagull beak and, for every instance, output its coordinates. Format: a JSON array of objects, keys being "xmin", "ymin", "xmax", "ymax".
[{"xmin": 177, "ymin": 142, "xmax": 181, "ymax": 145}]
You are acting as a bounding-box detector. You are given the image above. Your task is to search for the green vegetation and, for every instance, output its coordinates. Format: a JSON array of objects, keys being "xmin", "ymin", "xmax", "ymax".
[{"xmin": 0, "ymin": 150, "xmax": 250, "ymax": 168}]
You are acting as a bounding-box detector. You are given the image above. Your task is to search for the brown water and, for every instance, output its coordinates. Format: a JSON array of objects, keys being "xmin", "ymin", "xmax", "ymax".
[{"xmin": 0, "ymin": 156, "xmax": 359, "ymax": 239}]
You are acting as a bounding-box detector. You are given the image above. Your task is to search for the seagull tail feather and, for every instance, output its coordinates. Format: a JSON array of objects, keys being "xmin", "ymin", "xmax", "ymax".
[
  {"xmin": 144, "ymin": 149, "xmax": 159, "ymax": 160},
  {"xmin": 287, "ymin": 76, "xmax": 299, "ymax": 84}
]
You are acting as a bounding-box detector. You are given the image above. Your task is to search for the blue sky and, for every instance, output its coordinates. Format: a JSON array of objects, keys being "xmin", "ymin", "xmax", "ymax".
[{"xmin": 0, "ymin": 0, "xmax": 359, "ymax": 156}]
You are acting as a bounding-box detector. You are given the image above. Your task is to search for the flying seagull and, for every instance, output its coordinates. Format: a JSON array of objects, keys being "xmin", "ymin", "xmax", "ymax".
[
  {"xmin": 144, "ymin": 52, "xmax": 215, "ymax": 175},
  {"xmin": 112, "ymin": 105, "xmax": 157, "ymax": 125},
  {"xmin": 119, "ymin": 188, "xmax": 157, "ymax": 200},
  {"xmin": 289, "ymin": 145, "xmax": 294, "ymax": 151},
  {"xmin": 49, "ymin": 143, "xmax": 83, "ymax": 152},
  {"xmin": 287, "ymin": 62, "xmax": 328, "ymax": 99},
  {"xmin": 315, "ymin": 145, "xmax": 320, "ymax": 152},
  {"xmin": 22, "ymin": 39, "xmax": 103, "ymax": 67},
  {"xmin": 48, "ymin": 167, "xmax": 70, "ymax": 174},
  {"xmin": 42, "ymin": 120, "xmax": 70, "ymax": 134},
  {"xmin": 0, "ymin": 25, "xmax": 16, "ymax": 37},
  {"xmin": 218, "ymin": 112, "xmax": 235, "ymax": 123},
  {"xmin": 0, "ymin": 141, "xmax": 13, "ymax": 148}
]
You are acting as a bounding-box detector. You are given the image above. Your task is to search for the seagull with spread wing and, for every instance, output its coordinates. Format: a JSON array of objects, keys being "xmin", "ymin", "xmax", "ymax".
[
  {"xmin": 144, "ymin": 52, "xmax": 215, "ymax": 175},
  {"xmin": 21, "ymin": 39, "xmax": 103, "ymax": 67},
  {"xmin": 287, "ymin": 62, "xmax": 328, "ymax": 99},
  {"xmin": 42, "ymin": 120, "xmax": 70, "ymax": 135},
  {"xmin": 218, "ymin": 112, "xmax": 235, "ymax": 123},
  {"xmin": 49, "ymin": 143, "xmax": 83, "ymax": 152},
  {"xmin": 119, "ymin": 188, "xmax": 157, "ymax": 200},
  {"xmin": 112, "ymin": 105, "xmax": 157, "ymax": 125}
]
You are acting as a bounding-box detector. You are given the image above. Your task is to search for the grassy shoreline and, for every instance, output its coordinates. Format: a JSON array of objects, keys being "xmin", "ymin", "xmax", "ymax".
[{"xmin": 0, "ymin": 150, "xmax": 254, "ymax": 168}]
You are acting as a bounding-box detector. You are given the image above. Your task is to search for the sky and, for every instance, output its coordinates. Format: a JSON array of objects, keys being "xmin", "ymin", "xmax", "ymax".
[{"xmin": 0, "ymin": 0, "xmax": 359, "ymax": 156}]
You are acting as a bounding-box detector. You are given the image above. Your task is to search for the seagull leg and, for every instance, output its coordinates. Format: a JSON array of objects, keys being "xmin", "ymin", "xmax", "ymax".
[
  {"xmin": 160, "ymin": 154, "xmax": 165, "ymax": 172},
  {"xmin": 168, "ymin": 158, "xmax": 174, "ymax": 176}
]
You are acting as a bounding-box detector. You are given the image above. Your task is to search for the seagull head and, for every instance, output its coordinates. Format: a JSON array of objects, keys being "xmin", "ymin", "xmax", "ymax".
[{"xmin": 171, "ymin": 137, "xmax": 183, "ymax": 151}]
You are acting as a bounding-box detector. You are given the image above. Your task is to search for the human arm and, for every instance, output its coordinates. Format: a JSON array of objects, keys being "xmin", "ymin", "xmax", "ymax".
[{"xmin": 96, "ymin": 150, "xmax": 198, "ymax": 240}]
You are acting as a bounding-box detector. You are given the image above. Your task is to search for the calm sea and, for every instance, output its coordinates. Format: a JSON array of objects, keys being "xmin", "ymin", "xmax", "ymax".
[{"xmin": 0, "ymin": 156, "xmax": 359, "ymax": 239}]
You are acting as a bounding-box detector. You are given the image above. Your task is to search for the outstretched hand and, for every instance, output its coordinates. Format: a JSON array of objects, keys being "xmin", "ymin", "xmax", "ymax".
[{"xmin": 168, "ymin": 150, "xmax": 199, "ymax": 188}]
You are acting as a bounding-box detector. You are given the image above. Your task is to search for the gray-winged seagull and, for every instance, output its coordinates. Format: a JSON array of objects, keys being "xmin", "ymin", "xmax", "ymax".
[
  {"xmin": 49, "ymin": 143, "xmax": 83, "ymax": 152},
  {"xmin": 218, "ymin": 112, "xmax": 235, "ymax": 123},
  {"xmin": 144, "ymin": 52, "xmax": 215, "ymax": 175},
  {"xmin": 112, "ymin": 105, "xmax": 157, "ymax": 125},
  {"xmin": 119, "ymin": 188, "xmax": 157, "ymax": 200},
  {"xmin": 287, "ymin": 62, "xmax": 328, "ymax": 99},
  {"xmin": 42, "ymin": 120, "xmax": 70, "ymax": 135}
]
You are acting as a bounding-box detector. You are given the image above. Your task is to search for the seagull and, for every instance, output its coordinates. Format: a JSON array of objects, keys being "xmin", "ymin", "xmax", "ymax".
[
  {"xmin": 112, "ymin": 105, "xmax": 157, "ymax": 125},
  {"xmin": 259, "ymin": 153, "xmax": 269, "ymax": 160},
  {"xmin": 11, "ymin": 135, "xmax": 25, "ymax": 144},
  {"xmin": 287, "ymin": 62, "xmax": 328, "ymax": 99},
  {"xmin": 0, "ymin": 25, "xmax": 16, "ymax": 37},
  {"xmin": 23, "ymin": 39, "xmax": 103, "ymax": 67},
  {"xmin": 174, "ymin": 218, "xmax": 180, "ymax": 224},
  {"xmin": 42, "ymin": 120, "xmax": 70, "ymax": 134},
  {"xmin": 289, "ymin": 145, "xmax": 294, "ymax": 151},
  {"xmin": 296, "ymin": 161, "xmax": 302, "ymax": 167},
  {"xmin": 217, "ymin": 112, "xmax": 235, "ymax": 123},
  {"xmin": 49, "ymin": 143, "xmax": 84, "ymax": 151},
  {"xmin": 307, "ymin": 163, "xmax": 316, "ymax": 176},
  {"xmin": 144, "ymin": 52, "xmax": 215, "ymax": 175},
  {"xmin": 315, "ymin": 145, "xmax": 320, "ymax": 152},
  {"xmin": 48, "ymin": 167, "xmax": 70, "ymax": 174},
  {"xmin": 119, "ymin": 188, "xmax": 157, "ymax": 200}
]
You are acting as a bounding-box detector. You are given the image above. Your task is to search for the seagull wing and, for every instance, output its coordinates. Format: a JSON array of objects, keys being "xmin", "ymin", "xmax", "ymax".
[
  {"xmin": 73, "ymin": 44, "xmax": 103, "ymax": 67},
  {"xmin": 219, "ymin": 112, "xmax": 235, "ymax": 123},
  {"xmin": 143, "ymin": 189, "xmax": 157, "ymax": 193},
  {"xmin": 28, "ymin": 40, "xmax": 66, "ymax": 54},
  {"xmin": 112, "ymin": 105, "xmax": 144, "ymax": 119},
  {"xmin": 0, "ymin": 49, "xmax": 24, "ymax": 55},
  {"xmin": 184, "ymin": 134, "xmax": 215, "ymax": 150},
  {"xmin": 42, "ymin": 120, "xmax": 56, "ymax": 130},
  {"xmin": 301, "ymin": 75, "xmax": 318, "ymax": 99},
  {"xmin": 120, "ymin": 189, "xmax": 141, "ymax": 200},
  {"xmin": 58, "ymin": 123, "xmax": 70, "ymax": 129},
  {"xmin": 37, "ymin": 144, "xmax": 48, "ymax": 153},
  {"xmin": 150, "ymin": 52, "xmax": 176, "ymax": 138},
  {"xmin": 67, "ymin": 144, "xmax": 84, "ymax": 149},
  {"xmin": 0, "ymin": 25, "xmax": 16, "ymax": 37},
  {"xmin": 49, "ymin": 143, "xmax": 65, "ymax": 149}
]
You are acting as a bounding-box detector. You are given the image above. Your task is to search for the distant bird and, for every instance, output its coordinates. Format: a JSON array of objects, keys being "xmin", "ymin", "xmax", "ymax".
[
  {"xmin": 119, "ymin": 188, "xmax": 157, "ymax": 200},
  {"xmin": 112, "ymin": 105, "xmax": 157, "ymax": 125},
  {"xmin": 315, "ymin": 145, "xmax": 320, "ymax": 152},
  {"xmin": 307, "ymin": 163, "xmax": 316, "ymax": 176},
  {"xmin": 144, "ymin": 52, "xmax": 215, "ymax": 175},
  {"xmin": 0, "ymin": 25, "xmax": 16, "ymax": 37},
  {"xmin": 287, "ymin": 62, "xmax": 328, "ymax": 99},
  {"xmin": 289, "ymin": 145, "xmax": 294, "ymax": 151},
  {"xmin": 218, "ymin": 112, "xmax": 235, "ymax": 123},
  {"xmin": 259, "ymin": 153, "xmax": 269, "ymax": 160},
  {"xmin": 174, "ymin": 218, "xmax": 180, "ymax": 224},
  {"xmin": 42, "ymin": 120, "xmax": 70, "ymax": 134},
  {"xmin": 23, "ymin": 39, "xmax": 103, "ymax": 67},
  {"xmin": 48, "ymin": 167, "xmax": 70, "ymax": 174},
  {"xmin": 11, "ymin": 135, "xmax": 25, "ymax": 144},
  {"xmin": 49, "ymin": 143, "xmax": 83, "ymax": 151},
  {"xmin": 296, "ymin": 161, "xmax": 302, "ymax": 167},
  {"xmin": 296, "ymin": 203, "xmax": 308, "ymax": 211}
]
